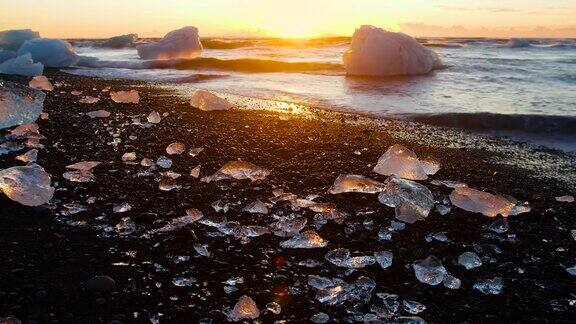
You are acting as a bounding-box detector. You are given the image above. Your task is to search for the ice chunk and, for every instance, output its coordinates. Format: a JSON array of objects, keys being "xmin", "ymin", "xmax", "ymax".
[
  {"xmin": 113, "ymin": 202, "xmax": 132, "ymax": 213},
  {"xmin": 374, "ymin": 250, "xmax": 393, "ymax": 269},
  {"xmin": 314, "ymin": 276, "xmax": 376, "ymax": 305},
  {"xmin": 242, "ymin": 199, "xmax": 269, "ymax": 214},
  {"xmin": 159, "ymin": 176, "xmax": 181, "ymax": 191},
  {"xmin": 329, "ymin": 174, "xmax": 386, "ymax": 194},
  {"xmin": 325, "ymin": 248, "xmax": 376, "ymax": 268},
  {"xmin": 193, "ymin": 244, "xmax": 211, "ymax": 257},
  {"xmin": 308, "ymin": 275, "xmax": 335, "ymax": 289},
  {"xmin": 310, "ymin": 312, "xmax": 329, "ymax": 323},
  {"xmin": 151, "ymin": 208, "xmax": 203, "ymax": 233},
  {"xmin": 0, "ymin": 49, "xmax": 17, "ymax": 63},
  {"xmin": 343, "ymin": 25, "xmax": 442, "ymax": 77},
  {"xmin": 458, "ymin": 252, "xmax": 482, "ymax": 270},
  {"xmin": 63, "ymin": 161, "xmax": 101, "ymax": 182},
  {"xmin": 137, "ymin": 26, "xmax": 203, "ymax": 60},
  {"xmin": 0, "ymin": 80, "xmax": 44, "ymax": 129},
  {"xmin": 412, "ymin": 255, "xmax": 447, "ymax": 286},
  {"xmin": 28, "ymin": 76, "xmax": 53, "ymax": 91},
  {"xmin": 378, "ymin": 176, "xmax": 434, "ymax": 224},
  {"xmin": 556, "ymin": 195, "xmax": 574, "ymax": 203},
  {"xmin": 280, "ymin": 230, "xmax": 328, "ymax": 248},
  {"xmin": 266, "ymin": 302, "xmax": 281, "ymax": 315},
  {"xmin": 201, "ymin": 160, "xmax": 270, "ymax": 183},
  {"xmin": 0, "ymin": 54, "xmax": 44, "ymax": 76},
  {"xmin": 110, "ymin": 90, "xmax": 139, "ymax": 104},
  {"xmin": 227, "ymin": 295, "xmax": 260, "ymax": 321},
  {"xmin": 442, "ymin": 274, "xmax": 461, "ymax": 289},
  {"xmin": 373, "ymin": 144, "xmax": 437, "ymax": 180},
  {"xmin": 188, "ymin": 147, "xmax": 204, "ymax": 157},
  {"xmin": 403, "ymin": 300, "xmax": 426, "ymax": 315},
  {"xmin": 15, "ymin": 149, "xmax": 38, "ymax": 163},
  {"xmin": 166, "ymin": 142, "xmax": 185, "ymax": 155},
  {"xmin": 473, "ymin": 277, "xmax": 503, "ymax": 294},
  {"xmin": 86, "ymin": 110, "xmax": 110, "ymax": 118},
  {"xmin": 98, "ymin": 34, "xmax": 138, "ymax": 48},
  {"xmin": 79, "ymin": 96, "xmax": 99, "ymax": 104},
  {"xmin": 190, "ymin": 165, "xmax": 201, "ymax": 178},
  {"xmin": 147, "ymin": 111, "xmax": 161, "ymax": 123},
  {"xmin": 449, "ymin": 186, "xmax": 528, "ymax": 217},
  {"xmin": 271, "ymin": 216, "xmax": 307, "ymax": 237},
  {"xmin": 190, "ymin": 89, "xmax": 232, "ymax": 111},
  {"xmin": 121, "ymin": 152, "xmax": 136, "ymax": 162},
  {"xmin": 0, "ymin": 164, "xmax": 54, "ymax": 206},
  {"xmin": 156, "ymin": 156, "xmax": 172, "ymax": 169},
  {"xmin": 17, "ymin": 38, "xmax": 78, "ymax": 67},
  {"xmin": 0, "ymin": 29, "xmax": 39, "ymax": 50},
  {"xmin": 566, "ymin": 265, "xmax": 576, "ymax": 276}
]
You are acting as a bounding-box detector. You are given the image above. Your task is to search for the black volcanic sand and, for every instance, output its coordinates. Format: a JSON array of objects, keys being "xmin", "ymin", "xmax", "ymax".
[{"xmin": 1, "ymin": 71, "xmax": 575, "ymax": 323}]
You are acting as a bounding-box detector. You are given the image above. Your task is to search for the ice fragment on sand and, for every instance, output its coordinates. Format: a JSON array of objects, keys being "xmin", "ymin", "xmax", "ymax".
[
  {"xmin": 449, "ymin": 186, "xmax": 529, "ymax": 217},
  {"xmin": 190, "ymin": 165, "xmax": 201, "ymax": 178},
  {"xmin": 308, "ymin": 275, "xmax": 336, "ymax": 289},
  {"xmin": 63, "ymin": 161, "xmax": 100, "ymax": 182},
  {"xmin": 566, "ymin": 265, "xmax": 576, "ymax": 276},
  {"xmin": 266, "ymin": 302, "xmax": 281, "ymax": 315},
  {"xmin": 113, "ymin": 202, "xmax": 132, "ymax": 213},
  {"xmin": 156, "ymin": 156, "xmax": 172, "ymax": 169},
  {"xmin": 0, "ymin": 53, "xmax": 44, "ymax": 76},
  {"xmin": 193, "ymin": 244, "xmax": 211, "ymax": 257},
  {"xmin": 188, "ymin": 147, "xmax": 204, "ymax": 157},
  {"xmin": 280, "ymin": 230, "xmax": 328, "ymax": 249},
  {"xmin": 147, "ymin": 111, "xmax": 161, "ymax": 123},
  {"xmin": 378, "ymin": 176, "xmax": 434, "ymax": 224},
  {"xmin": 374, "ymin": 250, "xmax": 393, "ymax": 269},
  {"xmin": 166, "ymin": 142, "xmax": 185, "ymax": 155},
  {"xmin": 325, "ymin": 248, "xmax": 375, "ymax": 268},
  {"xmin": 329, "ymin": 174, "xmax": 386, "ymax": 194},
  {"xmin": 0, "ymin": 29, "xmax": 40, "ymax": 50},
  {"xmin": 458, "ymin": 252, "xmax": 482, "ymax": 269},
  {"xmin": 442, "ymin": 274, "xmax": 461, "ymax": 289},
  {"xmin": 190, "ymin": 89, "xmax": 232, "ymax": 111},
  {"xmin": 488, "ymin": 218, "xmax": 509, "ymax": 233},
  {"xmin": 110, "ymin": 90, "xmax": 139, "ymax": 104},
  {"xmin": 0, "ymin": 164, "xmax": 54, "ymax": 206},
  {"xmin": 151, "ymin": 208, "xmax": 203, "ymax": 234},
  {"xmin": 473, "ymin": 277, "xmax": 503, "ymax": 294},
  {"xmin": 310, "ymin": 312, "xmax": 329, "ymax": 323},
  {"xmin": 412, "ymin": 255, "xmax": 447, "ymax": 286},
  {"xmin": 201, "ymin": 160, "xmax": 270, "ymax": 183},
  {"xmin": 242, "ymin": 199, "xmax": 269, "ymax": 214},
  {"xmin": 17, "ymin": 38, "xmax": 78, "ymax": 67},
  {"xmin": 343, "ymin": 25, "xmax": 442, "ymax": 77},
  {"xmin": 137, "ymin": 26, "xmax": 202, "ymax": 60},
  {"xmin": 86, "ymin": 110, "xmax": 110, "ymax": 118},
  {"xmin": 0, "ymin": 80, "xmax": 45, "ymax": 129},
  {"xmin": 159, "ymin": 176, "xmax": 181, "ymax": 191},
  {"xmin": 373, "ymin": 144, "xmax": 437, "ymax": 180},
  {"xmin": 172, "ymin": 277, "xmax": 196, "ymax": 287},
  {"xmin": 556, "ymin": 195, "xmax": 574, "ymax": 203},
  {"xmin": 271, "ymin": 216, "xmax": 307, "ymax": 237},
  {"xmin": 314, "ymin": 276, "xmax": 376, "ymax": 305},
  {"xmin": 15, "ymin": 149, "xmax": 38, "ymax": 163},
  {"xmin": 79, "ymin": 96, "xmax": 99, "ymax": 104},
  {"xmin": 227, "ymin": 295, "xmax": 260, "ymax": 321},
  {"xmin": 403, "ymin": 300, "xmax": 426, "ymax": 314},
  {"xmin": 28, "ymin": 76, "xmax": 53, "ymax": 91},
  {"xmin": 122, "ymin": 152, "xmax": 137, "ymax": 162}
]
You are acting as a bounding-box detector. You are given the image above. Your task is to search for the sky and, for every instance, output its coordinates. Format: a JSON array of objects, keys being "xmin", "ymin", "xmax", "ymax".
[{"xmin": 1, "ymin": 0, "xmax": 576, "ymax": 38}]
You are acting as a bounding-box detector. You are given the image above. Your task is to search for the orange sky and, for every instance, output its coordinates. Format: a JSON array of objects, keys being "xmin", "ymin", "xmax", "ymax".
[{"xmin": 1, "ymin": 0, "xmax": 575, "ymax": 38}]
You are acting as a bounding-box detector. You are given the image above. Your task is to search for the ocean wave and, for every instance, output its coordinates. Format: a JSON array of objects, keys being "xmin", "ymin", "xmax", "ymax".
[
  {"xmin": 402, "ymin": 112, "xmax": 576, "ymax": 135},
  {"xmin": 77, "ymin": 56, "xmax": 344, "ymax": 73}
]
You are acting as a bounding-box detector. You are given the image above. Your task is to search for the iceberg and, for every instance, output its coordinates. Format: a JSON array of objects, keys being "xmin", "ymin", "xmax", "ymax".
[
  {"xmin": 17, "ymin": 38, "xmax": 78, "ymax": 67},
  {"xmin": 98, "ymin": 33, "xmax": 138, "ymax": 48},
  {"xmin": 0, "ymin": 164, "xmax": 54, "ymax": 206},
  {"xmin": 373, "ymin": 144, "xmax": 438, "ymax": 180},
  {"xmin": 0, "ymin": 80, "xmax": 45, "ymax": 129},
  {"xmin": 190, "ymin": 89, "xmax": 232, "ymax": 111},
  {"xmin": 0, "ymin": 29, "xmax": 40, "ymax": 50},
  {"xmin": 0, "ymin": 50, "xmax": 17, "ymax": 63},
  {"xmin": 136, "ymin": 26, "xmax": 203, "ymax": 60},
  {"xmin": 449, "ymin": 186, "xmax": 529, "ymax": 217},
  {"xmin": 343, "ymin": 25, "xmax": 442, "ymax": 77},
  {"xmin": 0, "ymin": 53, "xmax": 44, "ymax": 76},
  {"xmin": 29, "ymin": 76, "xmax": 53, "ymax": 91}
]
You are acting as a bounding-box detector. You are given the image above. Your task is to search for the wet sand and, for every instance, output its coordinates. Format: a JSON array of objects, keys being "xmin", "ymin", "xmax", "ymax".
[{"xmin": 1, "ymin": 71, "xmax": 575, "ymax": 323}]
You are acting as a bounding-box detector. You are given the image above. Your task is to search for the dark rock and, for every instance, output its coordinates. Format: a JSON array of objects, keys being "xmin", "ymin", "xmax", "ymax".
[{"xmin": 86, "ymin": 276, "xmax": 115, "ymax": 292}]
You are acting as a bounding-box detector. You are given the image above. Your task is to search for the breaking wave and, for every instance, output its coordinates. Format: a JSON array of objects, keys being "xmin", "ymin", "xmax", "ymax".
[{"xmin": 77, "ymin": 56, "xmax": 344, "ymax": 73}]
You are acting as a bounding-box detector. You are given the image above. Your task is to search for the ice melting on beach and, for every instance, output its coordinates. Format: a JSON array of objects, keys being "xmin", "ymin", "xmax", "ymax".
[
  {"xmin": 63, "ymin": 161, "xmax": 101, "ymax": 182},
  {"xmin": 458, "ymin": 251, "xmax": 482, "ymax": 270},
  {"xmin": 280, "ymin": 230, "xmax": 328, "ymax": 248},
  {"xmin": 413, "ymin": 255, "xmax": 449, "ymax": 286},
  {"xmin": 86, "ymin": 110, "xmax": 110, "ymax": 118},
  {"xmin": 0, "ymin": 164, "xmax": 54, "ymax": 206},
  {"xmin": 0, "ymin": 80, "xmax": 45, "ymax": 129},
  {"xmin": 136, "ymin": 26, "xmax": 203, "ymax": 60},
  {"xmin": 0, "ymin": 53, "xmax": 44, "ymax": 76},
  {"xmin": 449, "ymin": 186, "xmax": 529, "ymax": 217},
  {"xmin": 17, "ymin": 38, "xmax": 78, "ymax": 67},
  {"xmin": 201, "ymin": 160, "xmax": 270, "ymax": 183},
  {"xmin": 166, "ymin": 142, "xmax": 185, "ymax": 155},
  {"xmin": 190, "ymin": 89, "xmax": 232, "ymax": 111},
  {"xmin": 378, "ymin": 176, "xmax": 434, "ymax": 224},
  {"xmin": 110, "ymin": 90, "xmax": 139, "ymax": 104},
  {"xmin": 242, "ymin": 199, "xmax": 269, "ymax": 214},
  {"xmin": 343, "ymin": 25, "xmax": 442, "ymax": 76},
  {"xmin": 227, "ymin": 295, "xmax": 260, "ymax": 321},
  {"xmin": 329, "ymin": 174, "xmax": 386, "ymax": 194},
  {"xmin": 28, "ymin": 76, "xmax": 53, "ymax": 91},
  {"xmin": 313, "ymin": 276, "xmax": 376, "ymax": 305},
  {"xmin": 374, "ymin": 144, "xmax": 438, "ymax": 180}
]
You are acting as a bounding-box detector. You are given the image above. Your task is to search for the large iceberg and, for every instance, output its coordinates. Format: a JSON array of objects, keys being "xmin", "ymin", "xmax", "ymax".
[
  {"xmin": 17, "ymin": 38, "xmax": 78, "ymax": 67},
  {"xmin": 0, "ymin": 29, "xmax": 40, "ymax": 51},
  {"xmin": 0, "ymin": 50, "xmax": 17, "ymax": 64},
  {"xmin": 136, "ymin": 26, "xmax": 203, "ymax": 60},
  {"xmin": 98, "ymin": 34, "xmax": 138, "ymax": 48},
  {"xmin": 343, "ymin": 25, "xmax": 442, "ymax": 76},
  {"xmin": 0, "ymin": 53, "xmax": 44, "ymax": 76},
  {"xmin": 0, "ymin": 80, "xmax": 45, "ymax": 129}
]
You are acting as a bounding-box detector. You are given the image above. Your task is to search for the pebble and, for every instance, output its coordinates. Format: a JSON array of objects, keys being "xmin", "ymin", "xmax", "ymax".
[{"xmin": 86, "ymin": 275, "xmax": 116, "ymax": 292}]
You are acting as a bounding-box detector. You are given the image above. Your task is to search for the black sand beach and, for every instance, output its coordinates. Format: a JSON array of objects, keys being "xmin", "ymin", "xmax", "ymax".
[{"xmin": 1, "ymin": 71, "xmax": 575, "ymax": 323}]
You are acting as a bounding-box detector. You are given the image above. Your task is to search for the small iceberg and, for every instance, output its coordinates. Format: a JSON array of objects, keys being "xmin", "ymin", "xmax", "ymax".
[
  {"xmin": 0, "ymin": 29, "xmax": 40, "ymax": 51},
  {"xmin": 17, "ymin": 38, "xmax": 78, "ymax": 67},
  {"xmin": 343, "ymin": 25, "xmax": 442, "ymax": 77},
  {"xmin": 136, "ymin": 26, "xmax": 203, "ymax": 60},
  {"xmin": 97, "ymin": 33, "xmax": 138, "ymax": 49},
  {"xmin": 0, "ymin": 53, "xmax": 44, "ymax": 76}
]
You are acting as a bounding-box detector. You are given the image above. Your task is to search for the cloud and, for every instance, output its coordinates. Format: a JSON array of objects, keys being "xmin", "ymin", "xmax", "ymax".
[{"xmin": 436, "ymin": 5, "xmax": 522, "ymax": 13}]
